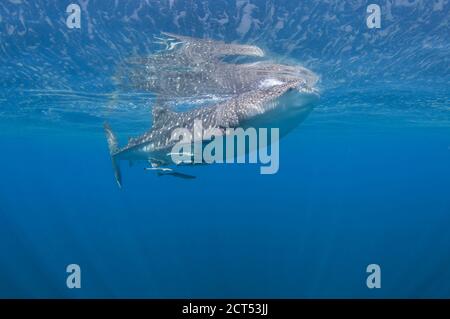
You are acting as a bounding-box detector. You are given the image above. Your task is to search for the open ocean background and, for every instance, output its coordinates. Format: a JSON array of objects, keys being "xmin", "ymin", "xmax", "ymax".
[{"xmin": 0, "ymin": 0, "xmax": 449, "ymax": 298}]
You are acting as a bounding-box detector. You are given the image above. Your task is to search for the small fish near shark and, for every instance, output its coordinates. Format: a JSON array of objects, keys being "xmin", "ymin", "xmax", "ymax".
[{"xmin": 105, "ymin": 33, "xmax": 320, "ymax": 187}]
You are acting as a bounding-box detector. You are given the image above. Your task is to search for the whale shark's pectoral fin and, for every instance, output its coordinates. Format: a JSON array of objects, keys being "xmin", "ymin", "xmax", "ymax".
[
  {"xmin": 148, "ymin": 158, "xmax": 168, "ymax": 168},
  {"xmin": 151, "ymin": 99, "xmax": 176, "ymax": 129},
  {"xmin": 145, "ymin": 167, "xmax": 196, "ymax": 180}
]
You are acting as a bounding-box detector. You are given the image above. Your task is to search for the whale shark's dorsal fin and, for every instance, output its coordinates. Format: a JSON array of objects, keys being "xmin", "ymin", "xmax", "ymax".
[{"xmin": 152, "ymin": 100, "xmax": 176, "ymax": 129}]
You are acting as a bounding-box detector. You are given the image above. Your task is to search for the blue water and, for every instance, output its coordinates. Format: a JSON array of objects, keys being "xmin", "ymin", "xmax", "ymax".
[{"xmin": 0, "ymin": 1, "xmax": 449, "ymax": 298}]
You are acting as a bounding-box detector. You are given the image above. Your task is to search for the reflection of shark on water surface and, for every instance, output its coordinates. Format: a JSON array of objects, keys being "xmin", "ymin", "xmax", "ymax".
[{"xmin": 106, "ymin": 34, "xmax": 320, "ymax": 187}]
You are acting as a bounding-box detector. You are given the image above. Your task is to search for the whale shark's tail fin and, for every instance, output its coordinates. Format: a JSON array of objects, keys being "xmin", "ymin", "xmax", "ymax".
[{"xmin": 104, "ymin": 122, "xmax": 122, "ymax": 188}]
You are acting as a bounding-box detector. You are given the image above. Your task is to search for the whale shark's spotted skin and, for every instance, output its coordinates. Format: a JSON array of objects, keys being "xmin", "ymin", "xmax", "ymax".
[{"xmin": 118, "ymin": 33, "xmax": 318, "ymax": 97}]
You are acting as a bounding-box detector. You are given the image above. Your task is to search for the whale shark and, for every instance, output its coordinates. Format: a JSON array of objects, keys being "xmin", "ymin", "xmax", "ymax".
[{"xmin": 104, "ymin": 79, "xmax": 319, "ymax": 187}]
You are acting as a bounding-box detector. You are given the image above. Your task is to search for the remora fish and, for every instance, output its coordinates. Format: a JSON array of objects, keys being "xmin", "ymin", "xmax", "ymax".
[{"xmin": 104, "ymin": 79, "xmax": 319, "ymax": 187}]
